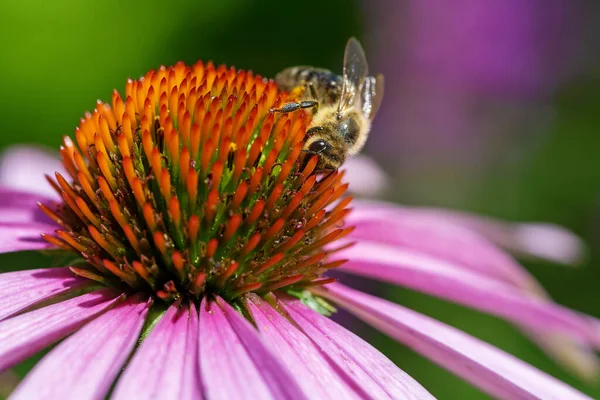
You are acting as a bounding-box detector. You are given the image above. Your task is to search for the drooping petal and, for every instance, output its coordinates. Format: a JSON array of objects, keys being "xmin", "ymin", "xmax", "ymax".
[
  {"xmin": 0, "ymin": 289, "xmax": 122, "ymax": 372},
  {"xmin": 277, "ymin": 294, "xmax": 435, "ymax": 400},
  {"xmin": 0, "ymin": 188, "xmax": 57, "ymax": 253},
  {"xmin": 346, "ymin": 206, "xmax": 600, "ymax": 379},
  {"xmin": 345, "ymin": 210, "xmax": 535, "ymax": 286},
  {"xmin": 316, "ymin": 283, "xmax": 593, "ymax": 400},
  {"xmin": 336, "ymin": 240, "xmax": 600, "ymax": 348},
  {"xmin": 10, "ymin": 295, "xmax": 149, "ymax": 400},
  {"xmin": 0, "ymin": 145, "xmax": 66, "ymax": 200},
  {"xmin": 112, "ymin": 303, "xmax": 201, "ymax": 400},
  {"xmin": 0, "ymin": 267, "xmax": 87, "ymax": 321},
  {"xmin": 349, "ymin": 200, "xmax": 585, "ymax": 266},
  {"xmin": 198, "ymin": 296, "xmax": 308, "ymax": 400},
  {"xmin": 245, "ymin": 294, "xmax": 364, "ymax": 400}
]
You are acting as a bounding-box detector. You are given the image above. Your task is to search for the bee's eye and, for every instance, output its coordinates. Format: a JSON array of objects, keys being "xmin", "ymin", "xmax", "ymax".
[{"xmin": 309, "ymin": 139, "xmax": 329, "ymax": 153}]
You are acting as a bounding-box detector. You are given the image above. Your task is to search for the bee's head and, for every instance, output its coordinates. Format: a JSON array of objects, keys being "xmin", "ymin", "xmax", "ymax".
[{"xmin": 302, "ymin": 136, "xmax": 346, "ymax": 172}]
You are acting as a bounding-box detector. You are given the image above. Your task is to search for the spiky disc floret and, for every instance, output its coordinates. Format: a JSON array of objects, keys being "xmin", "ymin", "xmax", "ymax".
[{"xmin": 40, "ymin": 61, "xmax": 353, "ymax": 302}]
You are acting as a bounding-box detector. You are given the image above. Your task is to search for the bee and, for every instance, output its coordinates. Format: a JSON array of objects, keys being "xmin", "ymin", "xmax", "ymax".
[{"xmin": 271, "ymin": 37, "xmax": 384, "ymax": 171}]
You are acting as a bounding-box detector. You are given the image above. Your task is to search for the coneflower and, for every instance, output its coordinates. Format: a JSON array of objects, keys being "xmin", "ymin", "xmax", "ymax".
[{"xmin": 0, "ymin": 61, "xmax": 598, "ymax": 399}]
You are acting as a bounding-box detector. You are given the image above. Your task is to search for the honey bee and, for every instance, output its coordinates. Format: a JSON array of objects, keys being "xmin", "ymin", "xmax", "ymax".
[{"xmin": 271, "ymin": 37, "xmax": 384, "ymax": 171}]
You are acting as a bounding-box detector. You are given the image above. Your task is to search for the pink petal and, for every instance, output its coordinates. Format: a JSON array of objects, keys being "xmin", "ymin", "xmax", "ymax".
[
  {"xmin": 278, "ymin": 295, "xmax": 435, "ymax": 400},
  {"xmin": 342, "ymin": 154, "xmax": 390, "ymax": 197},
  {"xmin": 0, "ymin": 289, "xmax": 122, "ymax": 372},
  {"xmin": 316, "ymin": 283, "xmax": 593, "ymax": 400},
  {"xmin": 246, "ymin": 294, "xmax": 363, "ymax": 400},
  {"xmin": 349, "ymin": 200, "xmax": 585, "ymax": 266},
  {"xmin": 345, "ymin": 210, "xmax": 534, "ymax": 286},
  {"xmin": 199, "ymin": 296, "xmax": 308, "ymax": 400},
  {"xmin": 0, "ymin": 267, "xmax": 87, "ymax": 321},
  {"xmin": 336, "ymin": 240, "xmax": 600, "ymax": 347},
  {"xmin": 346, "ymin": 205, "xmax": 600, "ymax": 379},
  {"xmin": 112, "ymin": 303, "xmax": 202, "ymax": 400},
  {"xmin": 0, "ymin": 188, "xmax": 57, "ymax": 253},
  {"xmin": 10, "ymin": 295, "xmax": 149, "ymax": 400},
  {"xmin": 0, "ymin": 145, "xmax": 66, "ymax": 200}
]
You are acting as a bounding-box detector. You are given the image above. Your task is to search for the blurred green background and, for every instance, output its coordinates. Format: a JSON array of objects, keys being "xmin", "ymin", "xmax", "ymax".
[{"xmin": 0, "ymin": 0, "xmax": 599, "ymax": 398}]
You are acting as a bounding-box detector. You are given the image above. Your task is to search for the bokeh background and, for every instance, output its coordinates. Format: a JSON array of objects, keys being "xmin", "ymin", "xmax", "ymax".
[{"xmin": 1, "ymin": 0, "xmax": 599, "ymax": 398}]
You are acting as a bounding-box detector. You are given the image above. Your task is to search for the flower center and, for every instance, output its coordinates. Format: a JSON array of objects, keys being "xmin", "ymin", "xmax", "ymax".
[{"xmin": 39, "ymin": 61, "xmax": 353, "ymax": 302}]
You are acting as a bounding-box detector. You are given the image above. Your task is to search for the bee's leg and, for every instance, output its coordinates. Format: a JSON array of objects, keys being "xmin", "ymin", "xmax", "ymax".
[
  {"xmin": 270, "ymin": 100, "xmax": 319, "ymax": 114},
  {"xmin": 306, "ymin": 126, "xmax": 324, "ymax": 137}
]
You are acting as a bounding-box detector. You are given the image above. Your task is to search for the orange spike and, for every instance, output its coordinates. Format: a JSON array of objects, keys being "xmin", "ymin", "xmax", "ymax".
[
  {"xmin": 231, "ymin": 181, "xmax": 248, "ymax": 209},
  {"xmin": 153, "ymin": 231, "xmax": 168, "ymax": 257},
  {"xmin": 280, "ymin": 191, "xmax": 303, "ymax": 220},
  {"xmin": 167, "ymin": 198, "xmax": 180, "ymax": 228},
  {"xmin": 248, "ymin": 166, "xmax": 263, "ymax": 194},
  {"xmin": 322, "ymin": 259, "xmax": 348, "ymax": 270},
  {"xmin": 96, "ymin": 151, "xmax": 117, "ymax": 190},
  {"xmin": 88, "ymin": 225, "xmax": 115, "ymax": 255},
  {"xmin": 60, "ymin": 138, "xmax": 78, "ymax": 180},
  {"xmin": 306, "ymin": 187, "xmax": 334, "ymax": 217},
  {"xmin": 159, "ymin": 169, "xmax": 172, "ymax": 203},
  {"xmin": 121, "ymin": 112, "xmax": 136, "ymax": 149},
  {"xmin": 206, "ymin": 238, "xmax": 218, "ymax": 258},
  {"xmin": 188, "ymin": 215, "xmax": 200, "ymax": 244},
  {"xmin": 200, "ymin": 138, "xmax": 214, "ymax": 172},
  {"xmin": 37, "ymin": 202, "xmax": 63, "ymax": 226},
  {"xmin": 172, "ymin": 251, "xmax": 185, "ymax": 279},
  {"xmin": 192, "ymin": 271, "xmax": 207, "ymax": 295},
  {"xmin": 78, "ymin": 172, "xmax": 97, "ymax": 205},
  {"xmin": 254, "ymin": 253, "xmax": 285, "ymax": 276},
  {"xmin": 217, "ymin": 260, "xmax": 239, "ymax": 287},
  {"xmin": 274, "ymin": 229, "xmax": 304, "ymax": 253},
  {"xmin": 122, "ymin": 156, "xmax": 136, "ymax": 186},
  {"xmin": 210, "ymin": 160, "xmax": 224, "ymax": 191},
  {"xmin": 263, "ymin": 218, "xmax": 285, "ymax": 240},
  {"xmin": 293, "ymin": 252, "xmax": 327, "ymax": 271},
  {"xmin": 41, "ymin": 234, "xmax": 73, "ymax": 251},
  {"xmin": 301, "ymin": 277, "xmax": 336, "ymax": 288},
  {"xmin": 98, "ymin": 114, "xmax": 116, "ymax": 153},
  {"xmin": 305, "ymin": 209, "xmax": 327, "ymax": 231},
  {"xmin": 239, "ymin": 232, "xmax": 262, "ymax": 258},
  {"xmin": 75, "ymin": 197, "xmax": 101, "ymax": 227},
  {"xmin": 122, "ymin": 225, "xmax": 141, "ymax": 254},
  {"xmin": 204, "ymin": 190, "xmax": 219, "ymax": 223},
  {"xmin": 262, "ymin": 274, "xmax": 304, "ymax": 292},
  {"xmin": 246, "ymin": 200, "xmax": 265, "ymax": 226},
  {"xmin": 56, "ymin": 230, "xmax": 87, "ymax": 252},
  {"xmin": 109, "ymin": 200, "xmax": 128, "ymax": 228},
  {"xmin": 117, "ymin": 133, "xmax": 131, "ymax": 158},
  {"xmin": 73, "ymin": 151, "xmax": 94, "ymax": 186},
  {"xmin": 97, "ymin": 176, "xmax": 117, "ymax": 203},
  {"xmin": 266, "ymin": 184, "xmax": 283, "ymax": 210},
  {"xmin": 112, "ymin": 90, "xmax": 125, "ymax": 125},
  {"xmin": 190, "ymin": 123, "xmax": 201, "ymax": 160},
  {"xmin": 54, "ymin": 172, "xmax": 77, "ymax": 201},
  {"xmin": 143, "ymin": 203, "xmax": 157, "ymax": 232},
  {"xmin": 223, "ymin": 214, "xmax": 242, "ymax": 243},
  {"xmin": 132, "ymin": 260, "xmax": 152, "ymax": 283},
  {"xmin": 131, "ymin": 177, "xmax": 146, "ymax": 206},
  {"xmin": 301, "ymin": 155, "xmax": 318, "ymax": 177}
]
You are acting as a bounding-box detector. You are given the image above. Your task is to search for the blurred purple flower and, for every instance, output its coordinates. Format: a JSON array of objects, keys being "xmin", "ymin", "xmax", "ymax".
[
  {"xmin": 364, "ymin": 0, "xmax": 582, "ymax": 166},
  {"xmin": 0, "ymin": 147, "xmax": 598, "ymax": 398}
]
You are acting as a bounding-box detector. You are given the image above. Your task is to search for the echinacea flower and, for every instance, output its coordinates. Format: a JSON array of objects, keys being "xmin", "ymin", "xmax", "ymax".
[{"xmin": 0, "ymin": 61, "xmax": 598, "ymax": 399}]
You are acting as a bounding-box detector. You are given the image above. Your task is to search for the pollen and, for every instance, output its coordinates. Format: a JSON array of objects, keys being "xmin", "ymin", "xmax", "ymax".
[{"xmin": 41, "ymin": 61, "xmax": 352, "ymax": 302}]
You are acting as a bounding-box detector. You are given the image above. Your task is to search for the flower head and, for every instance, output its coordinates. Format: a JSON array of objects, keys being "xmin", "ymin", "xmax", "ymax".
[
  {"xmin": 39, "ymin": 61, "xmax": 350, "ymax": 303},
  {"xmin": 0, "ymin": 60, "xmax": 598, "ymax": 399}
]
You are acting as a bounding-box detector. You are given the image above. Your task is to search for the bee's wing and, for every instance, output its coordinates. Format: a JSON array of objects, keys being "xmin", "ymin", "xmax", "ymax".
[
  {"xmin": 338, "ymin": 37, "xmax": 369, "ymax": 114},
  {"xmin": 361, "ymin": 74, "xmax": 384, "ymax": 120}
]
